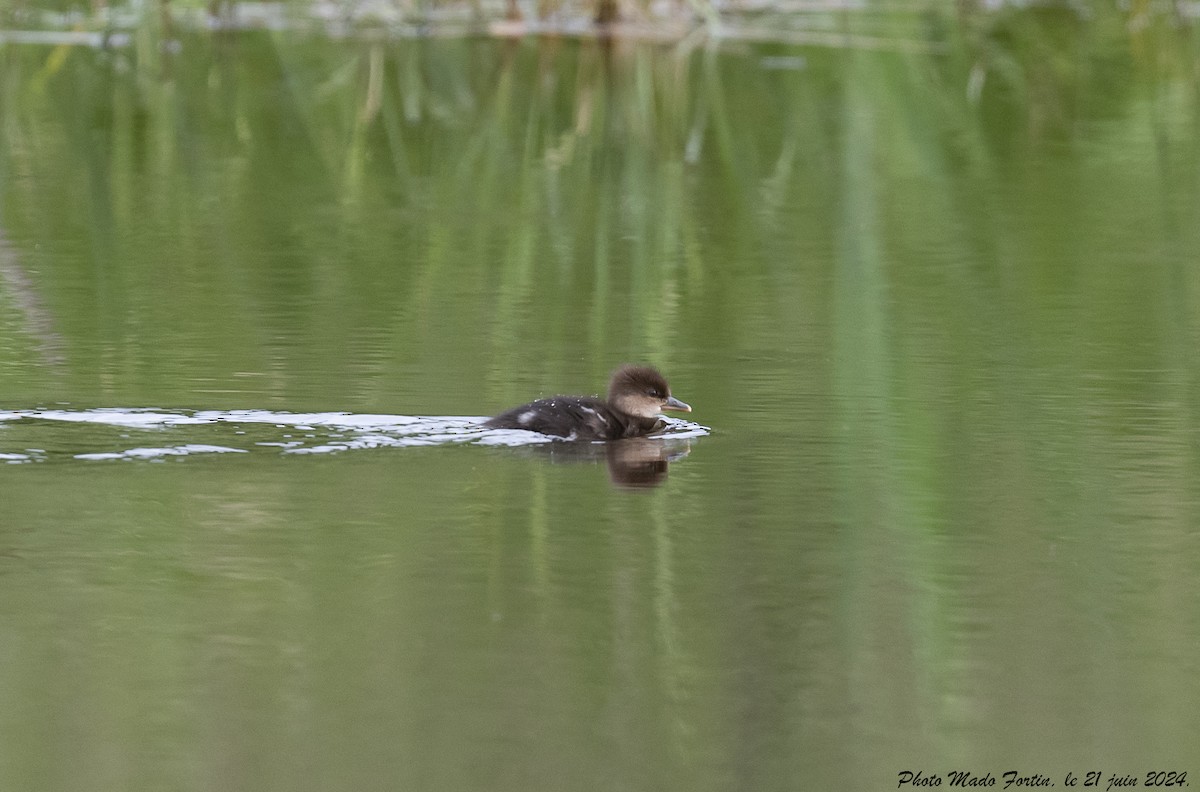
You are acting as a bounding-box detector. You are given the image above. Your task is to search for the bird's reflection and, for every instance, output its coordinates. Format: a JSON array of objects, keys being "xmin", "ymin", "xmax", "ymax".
[{"xmin": 530, "ymin": 437, "xmax": 692, "ymax": 489}]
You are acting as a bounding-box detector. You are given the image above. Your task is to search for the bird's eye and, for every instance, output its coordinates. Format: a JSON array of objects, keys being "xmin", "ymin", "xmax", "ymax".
[{"xmin": 648, "ymin": 389, "xmax": 663, "ymax": 399}]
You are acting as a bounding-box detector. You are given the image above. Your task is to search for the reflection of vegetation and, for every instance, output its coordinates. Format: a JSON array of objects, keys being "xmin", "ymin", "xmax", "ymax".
[
  {"xmin": 0, "ymin": 9, "xmax": 1197, "ymax": 412},
  {"xmin": 1, "ymin": 6, "xmax": 1199, "ymax": 787},
  {"xmin": 0, "ymin": 228, "xmax": 65, "ymax": 368}
]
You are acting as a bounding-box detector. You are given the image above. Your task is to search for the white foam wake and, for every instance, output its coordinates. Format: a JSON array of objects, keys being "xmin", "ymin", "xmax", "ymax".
[{"xmin": 0, "ymin": 408, "xmax": 709, "ymax": 463}]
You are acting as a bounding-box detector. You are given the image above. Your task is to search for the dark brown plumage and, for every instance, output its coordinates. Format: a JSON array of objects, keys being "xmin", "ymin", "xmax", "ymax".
[{"xmin": 484, "ymin": 365, "xmax": 691, "ymax": 441}]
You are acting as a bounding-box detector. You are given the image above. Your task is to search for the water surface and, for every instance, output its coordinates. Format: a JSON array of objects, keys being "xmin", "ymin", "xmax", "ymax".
[{"xmin": 2, "ymin": 16, "xmax": 1199, "ymax": 791}]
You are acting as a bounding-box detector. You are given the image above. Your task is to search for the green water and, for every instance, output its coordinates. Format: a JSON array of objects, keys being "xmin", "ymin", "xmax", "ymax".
[{"xmin": 2, "ymin": 16, "xmax": 1200, "ymax": 791}]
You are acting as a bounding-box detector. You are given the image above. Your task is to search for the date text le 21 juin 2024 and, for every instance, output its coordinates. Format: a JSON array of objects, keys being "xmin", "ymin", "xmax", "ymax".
[{"xmin": 897, "ymin": 770, "xmax": 1188, "ymax": 791}]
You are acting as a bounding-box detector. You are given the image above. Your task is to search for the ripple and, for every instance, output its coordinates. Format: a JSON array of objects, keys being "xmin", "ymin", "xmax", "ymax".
[{"xmin": 0, "ymin": 408, "xmax": 710, "ymax": 462}]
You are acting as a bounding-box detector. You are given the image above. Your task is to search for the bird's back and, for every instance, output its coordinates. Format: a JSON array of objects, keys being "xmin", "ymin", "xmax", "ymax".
[{"xmin": 484, "ymin": 396, "xmax": 657, "ymax": 440}]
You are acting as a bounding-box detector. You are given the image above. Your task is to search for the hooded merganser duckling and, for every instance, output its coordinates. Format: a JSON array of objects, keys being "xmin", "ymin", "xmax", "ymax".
[{"xmin": 484, "ymin": 364, "xmax": 692, "ymax": 441}]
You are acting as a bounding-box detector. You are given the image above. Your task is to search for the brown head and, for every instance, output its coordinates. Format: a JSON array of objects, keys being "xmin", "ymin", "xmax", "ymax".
[{"xmin": 606, "ymin": 365, "xmax": 692, "ymax": 419}]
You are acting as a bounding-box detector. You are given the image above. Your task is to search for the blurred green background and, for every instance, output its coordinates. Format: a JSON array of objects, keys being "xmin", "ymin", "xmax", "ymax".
[{"xmin": 2, "ymin": 3, "xmax": 1199, "ymax": 790}]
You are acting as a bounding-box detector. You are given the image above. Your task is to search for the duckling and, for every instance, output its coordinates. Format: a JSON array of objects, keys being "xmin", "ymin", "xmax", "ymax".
[{"xmin": 485, "ymin": 365, "xmax": 691, "ymax": 441}]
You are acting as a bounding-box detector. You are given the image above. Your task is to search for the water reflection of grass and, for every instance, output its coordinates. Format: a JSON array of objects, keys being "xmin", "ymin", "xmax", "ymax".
[
  {"xmin": 2, "ymin": 9, "xmax": 1199, "ymax": 779},
  {"xmin": 1, "ymin": 11, "xmax": 1198, "ymax": 408}
]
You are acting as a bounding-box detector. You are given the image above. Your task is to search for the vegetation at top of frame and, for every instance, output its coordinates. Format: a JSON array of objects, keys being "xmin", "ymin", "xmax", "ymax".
[
  {"xmin": 0, "ymin": 0, "xmax": 1198, "ymax": 411},
  {"xmin": 2, "ymin": 1, "xmax": 1195, "ymax": 53}
]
